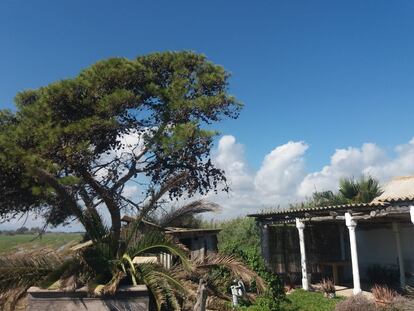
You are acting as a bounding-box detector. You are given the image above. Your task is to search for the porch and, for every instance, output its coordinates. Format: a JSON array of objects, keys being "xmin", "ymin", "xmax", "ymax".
[{"xmin": 249, "ymin": 176, "xmax": 414, "ymax": 295}]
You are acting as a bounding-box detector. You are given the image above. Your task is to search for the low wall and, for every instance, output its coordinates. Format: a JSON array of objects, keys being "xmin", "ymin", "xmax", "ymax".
[{"xmin": 27, "ymin": 285, "xmax": 149, "ymax": 311}]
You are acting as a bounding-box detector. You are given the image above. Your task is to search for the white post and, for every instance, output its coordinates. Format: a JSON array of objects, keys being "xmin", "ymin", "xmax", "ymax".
[
  {"xmin": 392, "ymin": 222, "xmax": 406, "ymax": 288},
  {"xmin": 296, "ymin": 218, "xmax": 309, "ymax": 290},
  {"xmin": 410, "ymin": 206, "xmax": 414, "ymax": 224},
  {"xmin": 345, "ymin": 213, "xmax": 361, "ymax": 295},
  {"xmin": 261, "ymin": 223, "xmax": 270, "ymax": 268}
]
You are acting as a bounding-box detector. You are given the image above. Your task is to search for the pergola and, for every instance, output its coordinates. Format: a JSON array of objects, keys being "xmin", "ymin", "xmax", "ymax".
[{"xmin": 248, "ymin": 176, "xmax": 414, "ymax": 295}]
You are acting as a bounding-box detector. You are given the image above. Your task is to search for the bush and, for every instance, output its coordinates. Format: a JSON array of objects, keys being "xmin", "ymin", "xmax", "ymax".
[
  {"xmin": 334, "ymin": 294, "xmax": 377, "ymax": 311},
  {"xmin": 215, "ymin": 217, "xmax": 284, "ymax": 308},
  {"xmin": 320, "ymin": 278, "xmax": 336, "ymax": 295},
  {"xmin": 371, "ymin": 284, "xmax": 399, "ymax": 304}
]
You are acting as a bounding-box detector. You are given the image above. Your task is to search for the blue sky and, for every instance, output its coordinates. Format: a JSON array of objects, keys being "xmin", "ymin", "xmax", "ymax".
[
  {"xmin": 1, "ymin": 0, "xmax": 414, "ymax": 172},
  {"xmin": 2, "ymin": 1, "xmax": 414, "ymax": 226}
]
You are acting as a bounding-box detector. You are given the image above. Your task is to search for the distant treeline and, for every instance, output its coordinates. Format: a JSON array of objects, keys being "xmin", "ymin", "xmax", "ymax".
[{"xmin": 0, "ymin": 227, "xmax": 84, "ymax": 235}]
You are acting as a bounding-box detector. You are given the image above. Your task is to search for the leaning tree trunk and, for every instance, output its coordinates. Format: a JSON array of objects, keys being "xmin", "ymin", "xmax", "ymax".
[{"xmin": 193, "ymin": 279, "xmax": 207, "ymax": 311}]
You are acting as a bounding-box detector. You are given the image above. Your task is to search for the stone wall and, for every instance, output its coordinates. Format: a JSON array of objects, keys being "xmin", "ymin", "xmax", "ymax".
[{"xmin": 27, "ymin": 285, "xmax": 149, "ymax": 311}]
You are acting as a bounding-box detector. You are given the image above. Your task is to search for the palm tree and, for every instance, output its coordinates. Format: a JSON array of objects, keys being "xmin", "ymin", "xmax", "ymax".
[
  {"xmin": 0, "ymin": 201, "xmax": 265, "ymax": 311},
  {"xmin": 339, "ymin": 175, "xmax": 383, "ymax": 203}
]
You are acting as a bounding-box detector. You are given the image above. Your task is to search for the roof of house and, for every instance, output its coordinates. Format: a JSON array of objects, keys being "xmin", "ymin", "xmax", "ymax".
[
  {"xmin": 372, "ymin": 176, "xmax": 414, "ymax": 203},
  {"xmin": 247, "ymin": 202, "xmax": 389, "ymax": 220}
]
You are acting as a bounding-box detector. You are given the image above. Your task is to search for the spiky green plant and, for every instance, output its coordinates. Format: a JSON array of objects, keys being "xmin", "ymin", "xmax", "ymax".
[
  {"xmin": 339, "ymin": 175, "xmax": 383, "ymax": 203},
  {"xmin": 0, "ymin": 202, "xmax": 267, "ymax": 311},
  {"xmin": 0, "ymin": 215, "xmax": 191, "ymax": 311}
]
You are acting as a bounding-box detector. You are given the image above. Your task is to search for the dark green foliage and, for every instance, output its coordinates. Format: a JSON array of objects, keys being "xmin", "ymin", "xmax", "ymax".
[
  {"xmin": 216, "ymin": 217, "xmax": 284, "ymax": 309},
  {"xmin": 339, "ymin": 176, "xmax": 383, "ymax": 203},
  {"xmin": 0, "ymin": 51, "xmax": 241, "ymax": 255},
  {"xmin": 291, "ymin": 175, "xmax": 383, "ymax": 209}
]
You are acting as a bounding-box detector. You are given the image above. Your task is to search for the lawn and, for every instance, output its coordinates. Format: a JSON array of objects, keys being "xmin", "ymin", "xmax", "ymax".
[
  {"xmin": 281, "ymin": 289, "xmax": 343, "ymax": 311},
  {"xmin": 0, "ymin": 233, "xmax": 83, "ymax": 253}
]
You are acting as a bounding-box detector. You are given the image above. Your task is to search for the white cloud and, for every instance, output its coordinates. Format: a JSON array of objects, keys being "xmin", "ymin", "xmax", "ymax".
[
  {"xmin": 298, "ymin": 143, "xmax": 387, "ymax": 197},
  {"xmin": 214, "ymin": 135, "xmax": 254, "ymax": 192},
  {"xmin": 206, "ymin": 136, "xmax": 414, "ymax": 219},
  {"xmin": 254, "ymin": 141, "xmax": 308, "ymax": 202},
  {"xmin": 3, "ymin": 135, "xmax": 414, "ymax": 229}
]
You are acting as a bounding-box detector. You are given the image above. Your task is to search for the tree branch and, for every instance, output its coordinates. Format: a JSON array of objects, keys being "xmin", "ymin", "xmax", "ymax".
[{"xmin": 33, "ymin": 168, "xmax": 84, "ymax": 221}]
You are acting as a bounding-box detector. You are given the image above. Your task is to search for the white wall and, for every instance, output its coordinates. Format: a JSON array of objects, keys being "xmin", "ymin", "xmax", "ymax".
[{"xmin": 356, "ymin": 223, "xmax": 414, "ymax": 279}]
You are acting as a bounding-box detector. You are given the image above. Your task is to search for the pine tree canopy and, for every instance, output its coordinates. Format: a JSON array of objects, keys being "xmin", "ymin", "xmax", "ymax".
[{"xmin": 0, "ymin": 51, "xmax": 242, "ymax": 242}]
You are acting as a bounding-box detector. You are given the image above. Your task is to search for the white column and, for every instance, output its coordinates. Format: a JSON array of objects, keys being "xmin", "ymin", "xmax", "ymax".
[
  {"xmin": 410, "ymin": 206, "xmax": 414, "ymax": 224},
  {"xmin": 296, "ymin": 218, "xmax": 309, "ymax": 291},
  {"xmin": 392, "ymin": 222, "xmax": 406, "ymax": 288},
  {"xmin": 345, "ymin": 213, "xmax": 361, "ymax": 295},
  {"xmin": 261, "ymin": 223, "xmax": 270, "ymax": 268}
]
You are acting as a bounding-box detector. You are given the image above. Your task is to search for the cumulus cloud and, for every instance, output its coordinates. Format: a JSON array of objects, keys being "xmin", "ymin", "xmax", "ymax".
[
  {"xmin": 205, "ymin": 135, "xmax": 414, "ymax": 219},
  {"xmin": 254, "ymin": 141, "xmax": 308, "ymax": 202},
  {"xmin": 298, "ymin": 143, "xmax": 387, "ymax": 197},
  {"xmin": 3, "ymin": 134, "xmax": 414, "ymax": 229}
]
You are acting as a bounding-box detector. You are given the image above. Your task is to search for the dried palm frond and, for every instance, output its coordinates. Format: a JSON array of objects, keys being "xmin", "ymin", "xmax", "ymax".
[
  {"xmin": 101, "ymin": 270, "xmax": 127, "ymax": 296},
  {"xmin": 206, "ymin": 296, "xmax": 232, "ymax": 310},
  {"xmin": 157, "ymin": 200, "xmax": 221, "ymax": 228},
  {"xmin": 194, "ymin": 254, "xmax": 267, "ymax": 293},
  {"xmin": 0, "ymin": 248, "xmax": 64, "ymax": 310}
]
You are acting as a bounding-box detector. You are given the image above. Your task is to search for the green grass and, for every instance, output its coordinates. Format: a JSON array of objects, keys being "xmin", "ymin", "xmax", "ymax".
[
  {"xmin": 0, "ymin": 233, "xmax": 83, "ymax": 253},
  {"xmin": 281, "ymin": 289, "xmax": 344, "ymax": 311}
]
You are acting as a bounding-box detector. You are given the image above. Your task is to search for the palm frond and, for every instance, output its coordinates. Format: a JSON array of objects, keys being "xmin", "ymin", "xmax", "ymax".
[
  {"xmin": 136, "ymin": 263, "xmax": 186, "ymax": 311},
  {"xmin": 339, "ymin": 175, "xmax": 383, "ymax": 203},
  {"xmin": 339, "ymin": 177, "xmax": 360, "ymax": 201},
  {"xmin": 194, "ymin": 254, "xmax": 267, "ymax": 293},
  {"xmin": 101, "ymin": 270, "xmax": 126, "ymax": 296},
  {"xmin": 157, "ymin": 200, "xmax": 221, "ymax": 228},
  {"xmin": 126, "ymin": 231, "xmax": 191, "ymax": 271},
  {"xmin": 0, "ymin": 248, "xmax": 64, "ymax": 310}
]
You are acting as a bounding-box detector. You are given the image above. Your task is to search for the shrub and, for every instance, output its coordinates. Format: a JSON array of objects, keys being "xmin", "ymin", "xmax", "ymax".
[
  {"xmin": 386, "ymin": 296, "xmax": 413, "ymax": 311},
  {"xmin": 215, "ymin": 217, "xmax": 284, "ymax": 308},
  {"xmin": 371, "ymin": 284, "xmax": 399, "ymax": 304},
  {"xmin": 334, "ymin": 294, "xmax": 376, "ymax": 311},
  {"xmin": 320, "ymin": 278, "xmax": 336, "ymax": 295}
]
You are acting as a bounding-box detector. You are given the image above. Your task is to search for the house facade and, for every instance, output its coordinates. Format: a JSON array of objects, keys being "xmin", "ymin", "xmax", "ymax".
[{"xmin": 249, "ymin": 176, "xmax": 414, "ymax": 294}]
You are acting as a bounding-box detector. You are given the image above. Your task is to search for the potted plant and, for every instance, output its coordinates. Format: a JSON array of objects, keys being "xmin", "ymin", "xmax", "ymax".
[
  {"xmin": 320, "ymin": 278, "xmax": 336, "ymax": 298},
  {"xmin": 0, "ymin": 51, "xmax": 247, "ymax": 310}
]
